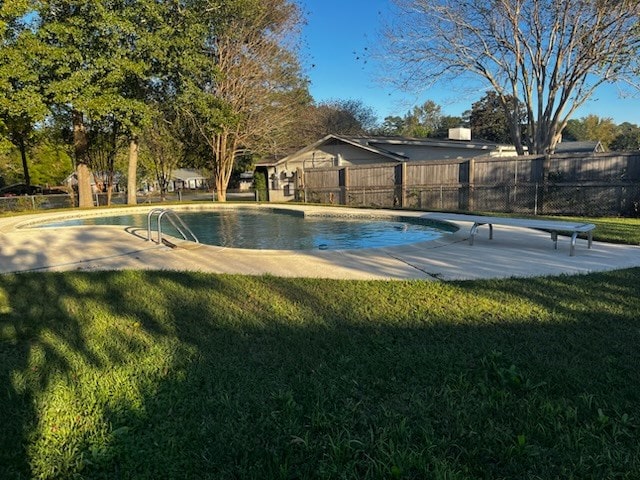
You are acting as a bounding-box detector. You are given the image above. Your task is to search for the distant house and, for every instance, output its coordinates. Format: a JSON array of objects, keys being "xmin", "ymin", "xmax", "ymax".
[
  {"xmin": 237, "ymin": 172, "xmax": 254, "ymax": 192},
  {"xmin": 168, "ymin": 168, "xmax": 208, "ymax": 191},
  {"xmin": 64, "ymin": 171, "xmax": 123, "ymax": 193},
  {"xmin": 254, "ymin": 130, "xmax": 509, "ymax": 201}
]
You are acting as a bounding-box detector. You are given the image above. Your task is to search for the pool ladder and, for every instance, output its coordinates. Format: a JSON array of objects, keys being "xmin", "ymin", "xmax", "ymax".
[{"xmin": 147, "ymin": 208, "xmax": 199, "ymax": 245}]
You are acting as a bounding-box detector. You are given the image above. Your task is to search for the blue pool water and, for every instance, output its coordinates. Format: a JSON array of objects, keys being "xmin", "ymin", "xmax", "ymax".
[{"xmin": 37, "ymin": 209, "xmax": 455, "ymax": 250}]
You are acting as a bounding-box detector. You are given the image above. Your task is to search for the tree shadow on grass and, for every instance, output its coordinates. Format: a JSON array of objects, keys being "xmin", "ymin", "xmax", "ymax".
[{"xmin": 1, "ymin": 269, "xmax": 639, "ymax": 479}]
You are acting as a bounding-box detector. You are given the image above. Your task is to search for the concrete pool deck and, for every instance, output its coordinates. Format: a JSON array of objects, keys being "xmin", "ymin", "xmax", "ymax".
[{"xmin": 1, "ymin": 205, "xmax": 640, "ymax": 281}]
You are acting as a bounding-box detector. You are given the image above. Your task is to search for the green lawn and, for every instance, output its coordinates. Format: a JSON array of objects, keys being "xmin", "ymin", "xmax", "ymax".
[{"xmin": 1, "ymin": 268, "xmax": 639, "ymax": 479}]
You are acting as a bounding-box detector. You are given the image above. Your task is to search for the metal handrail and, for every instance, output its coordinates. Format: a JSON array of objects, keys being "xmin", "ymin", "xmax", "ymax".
[{"xmin": 147, "ymin": 208, "xmax": 199, "ymax": 244}]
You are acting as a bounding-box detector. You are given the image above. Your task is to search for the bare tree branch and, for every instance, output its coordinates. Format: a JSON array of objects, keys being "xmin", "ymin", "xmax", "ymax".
[{"xmin": 386, "ymin": 0, "xmax": 640, "ymax": 154}]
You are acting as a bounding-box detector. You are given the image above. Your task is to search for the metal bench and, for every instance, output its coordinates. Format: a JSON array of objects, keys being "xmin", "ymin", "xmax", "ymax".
[{"xmin": 425, "ymin": 213, "xmax": 595, "ymax": 256}]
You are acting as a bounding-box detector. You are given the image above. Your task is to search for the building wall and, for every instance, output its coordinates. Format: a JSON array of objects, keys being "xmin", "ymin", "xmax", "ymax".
[{"xmin": 281, "ymin": 145, "xmax": 389, "ymax": 172}]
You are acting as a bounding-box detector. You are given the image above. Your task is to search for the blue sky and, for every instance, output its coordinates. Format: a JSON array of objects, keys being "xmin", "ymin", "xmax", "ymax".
[{"xmin": 297, "ymin": 0, "xmax": 640, "ymax": 126}]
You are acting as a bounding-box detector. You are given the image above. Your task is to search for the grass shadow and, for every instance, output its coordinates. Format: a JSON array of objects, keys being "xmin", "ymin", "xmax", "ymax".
[{"xmin": 1, "ymin": 270, "xmax": 639, "ymax": 479}]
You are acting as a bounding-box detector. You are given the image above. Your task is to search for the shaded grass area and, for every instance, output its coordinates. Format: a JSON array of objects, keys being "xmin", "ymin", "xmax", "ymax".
[{"xmin": 1, "ymin": 270, "xmax": 639, "ymax": 479}]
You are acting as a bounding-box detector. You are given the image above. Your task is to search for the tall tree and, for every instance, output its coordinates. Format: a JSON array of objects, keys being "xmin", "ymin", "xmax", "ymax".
[
  {"xmin": 316, "ymin": 99, "xmax": 378, "ymax": 136},
  {"xmin": 432, "ymin": 115, "xmax": 465, "ymax": 139},
  {"xmin": 291, "ymin": 98, "xmax": 377, "ymax": 142},
  {"xmin": 141, "ymin": 106, "xmax": 184, "ymax": 200},
  {"xmin": 378, "ymin": 115, "xmax": 406, "ymax": 136},
  {"xmin": 0, "ymin": 3, "xmax": 48, "ymax": 187},
  {"xmin": 402, "ymin": 100, "xmax": 442, "ymax": 138},
  {"xmin": 178, "ymin": 0, "xmax": 306, "ymax": 201},
  {"xmin": 610, "ymin": 122, "xmax": 640, "ymax": 152},
  {"xmin": 37, "ymin": 0, "xmax": 153, "ymax": 207},
  {"xmin": 561, "ymin": 114, "xmax": 617, "ymax": 148},
  {"xmin": 469, "ymin": 91, "xmax": 524, "ymax": 144},
  {"xmin": 86, "ymin": 115, "xmax": 121, "ymax": 205},
  {"xmin": 386, "ymin": 0, "xmax": 640, "ymax": 155},
  {"xmin": 376, "ymin": 101, "xmax": 445, "ymax": 138}
]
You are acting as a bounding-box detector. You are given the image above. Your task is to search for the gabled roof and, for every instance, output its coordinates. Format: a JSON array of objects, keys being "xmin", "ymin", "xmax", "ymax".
[
  {"xmin": 254, "ymin": 134, "xmax": 407, "ymax": 167},
  {"xmin": 256, "ymin": 134, "xmax": 499, "ymax": 167},
  {"xmin": 554, "ymin": 141, "xmax": 605, "ymax": 154}
]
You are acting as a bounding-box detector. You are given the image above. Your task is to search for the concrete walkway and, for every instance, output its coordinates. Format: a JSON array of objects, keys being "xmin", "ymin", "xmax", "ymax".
[{"xmin": 1, "ymin": 205, "xmax": 639, "ymax": 280}]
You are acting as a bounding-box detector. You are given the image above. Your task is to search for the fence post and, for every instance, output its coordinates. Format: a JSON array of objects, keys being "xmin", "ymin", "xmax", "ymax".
[
  {"xmin": 467, "ymin": 158, "xmax": 475, "ymax": 211},
  {"xmin": 395, "ymin": 162, "xmax": 407, "ymax": 208},
  {"xmin": 400, "ymin": 162, "xmax": 407, "ymax": 208},
  {"xmin": 538, "ymin": 154, "xmax": 551, "ymax": 214},
  {"xmin": 340, "ymin": 166, "xmax": 350, "ymax": 205}
]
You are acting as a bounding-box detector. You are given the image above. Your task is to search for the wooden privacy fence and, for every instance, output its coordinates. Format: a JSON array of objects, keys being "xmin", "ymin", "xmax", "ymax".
[{"xmin": 300, "ymin": 152, "xmax": 640, "ymax": 216}]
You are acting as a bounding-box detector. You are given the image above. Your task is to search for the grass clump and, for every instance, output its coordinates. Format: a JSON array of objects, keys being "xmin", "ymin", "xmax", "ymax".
[{"xmin": 1, "ymin": 269, "xmax": 639, "ymax": 479}]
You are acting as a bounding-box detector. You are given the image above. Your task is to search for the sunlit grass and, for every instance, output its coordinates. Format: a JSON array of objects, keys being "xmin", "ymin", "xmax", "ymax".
[{"xmin": 1, "ymin": 270, "xmax": 639, "ymax": 479}]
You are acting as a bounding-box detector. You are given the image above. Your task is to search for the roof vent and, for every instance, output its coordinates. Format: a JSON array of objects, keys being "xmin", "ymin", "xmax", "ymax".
[{"xmin": 448, "ymin": 127, "xmax": 471, "ymax": 141}]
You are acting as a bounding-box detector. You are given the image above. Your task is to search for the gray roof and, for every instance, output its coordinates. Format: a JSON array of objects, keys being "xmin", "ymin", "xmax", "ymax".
[
  {"xmin": 256, "ymin": 134, "xmax": 499, "ymax": 167},
  {"xmin": 171, "ymin": 168, "xmax": 207, "ymax": 181},
  {"xmin": 554, "ymin": 141, "xmax": 604, "ymax": 154}
]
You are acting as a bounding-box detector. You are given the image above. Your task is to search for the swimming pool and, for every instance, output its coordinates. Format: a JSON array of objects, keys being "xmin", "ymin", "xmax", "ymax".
[{"xmin": 36, "ymin": 208, "xmax": 456, "ymax": 250}]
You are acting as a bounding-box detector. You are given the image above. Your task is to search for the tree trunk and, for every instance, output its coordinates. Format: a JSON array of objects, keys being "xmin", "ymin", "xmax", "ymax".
[
  {"xmin": 73, "ymin": 110, "xmax": 94, "ymax": 208},
  {"xmin": 127, "ymin": 137, "xmax": 139, "ymax": 205},
  {"xmin": 76, "ymin": 163, "xmax": 93, "ymax": 207},
  {"xmin": 18, "ymin": 137, "xmax": 31, "ymax": 187},
  {"xmin": 213, "ymin": 133, "xmax": 232, "ymax": 202},
  {"xmin": 215, "ymin": 175, "xmax": 227, "ymax": 202}
]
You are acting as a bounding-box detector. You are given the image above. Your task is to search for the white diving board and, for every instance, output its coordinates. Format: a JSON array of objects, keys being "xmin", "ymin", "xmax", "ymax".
[{"xmin": 425, "ymin": 213, "xmax": 595, "ymax": 256}]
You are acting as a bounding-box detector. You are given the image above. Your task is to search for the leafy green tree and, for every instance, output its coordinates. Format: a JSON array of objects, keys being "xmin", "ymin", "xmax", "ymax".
[
  {"xmin": 561, "ymin": 119, "xmax": 583, "ymax": 141},
  {"xmin": 378, "ymin": 115, "xmax": 406, "ymax": 136},
  {"xmin": 0, "ymin": 4, "xmax": 49, "ymax": 187},
  {"xmin": 610, "ymin": 123, "xmax": 640, "ymax": 152},
  {"xmin": 402, "ymin": 100, "xmax": 442, "ymax": 138},
  {"xmin": 36, "ymin": 0, "xmax": 154, "ymax": 206},
  {"xmin": 469, "ymin": 92, "xmax": 524, "ymax": 144},
  {"xmin": 86, "ymin": 115, "xmax": 122, "ymax": 204},
  {"xmin": 377, "ymin": 101, "xmax": 444, "ymax": 138},
  {"xmin": 560, "ymin": 115, "xmax": 617, "ymax": 148},
  {"xmin": 432, "ymin": 115, "xmax": 466, "ymax": 139},
  {"xmin": 27, "ymin": 129, "xmax": 74, "ymax": 186}
]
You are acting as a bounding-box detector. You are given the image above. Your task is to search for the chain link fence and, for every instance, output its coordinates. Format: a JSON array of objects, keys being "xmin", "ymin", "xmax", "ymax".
[
  {"xmin": 0, "ymin": 194, "xmax": 75, "ymax": 213},
  {"xmin": 0, "ymin": 189, "xmax": 257, "ymax": 214},
  {"xmin": 4, "ymin": 183, "xmax": 639, "ymax": 218}
]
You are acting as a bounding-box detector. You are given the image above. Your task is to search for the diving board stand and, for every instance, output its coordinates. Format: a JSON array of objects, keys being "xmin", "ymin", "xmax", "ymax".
[{"xmin": 424, "ymin": 213, "xmax": 595, "ymax": 256}]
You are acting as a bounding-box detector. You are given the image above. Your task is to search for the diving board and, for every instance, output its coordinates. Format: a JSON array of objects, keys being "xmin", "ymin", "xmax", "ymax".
[{"xmin": 425, "ymin": 213, "xmax": 595, "ymax": 256}]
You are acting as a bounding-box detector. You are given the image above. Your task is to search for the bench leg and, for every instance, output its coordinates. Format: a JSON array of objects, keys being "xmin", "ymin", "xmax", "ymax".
[
  {"xmin": 551, "ymin": 231, "xmax": 558, "ymax": 249},
  {"xmin": 588, "ymin": 231, "xmax": 593, "ymax": 249},
  {"xmin": 469, "ymin": 223, "xmax": 491, "ymax": 245},
  {"xmin": 469, "ymin": 223, "xmax": 479, "ymax": 245},
  {"xmin": 570, "ymin": 232, "xmax": 578, "ymax": 256}
]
